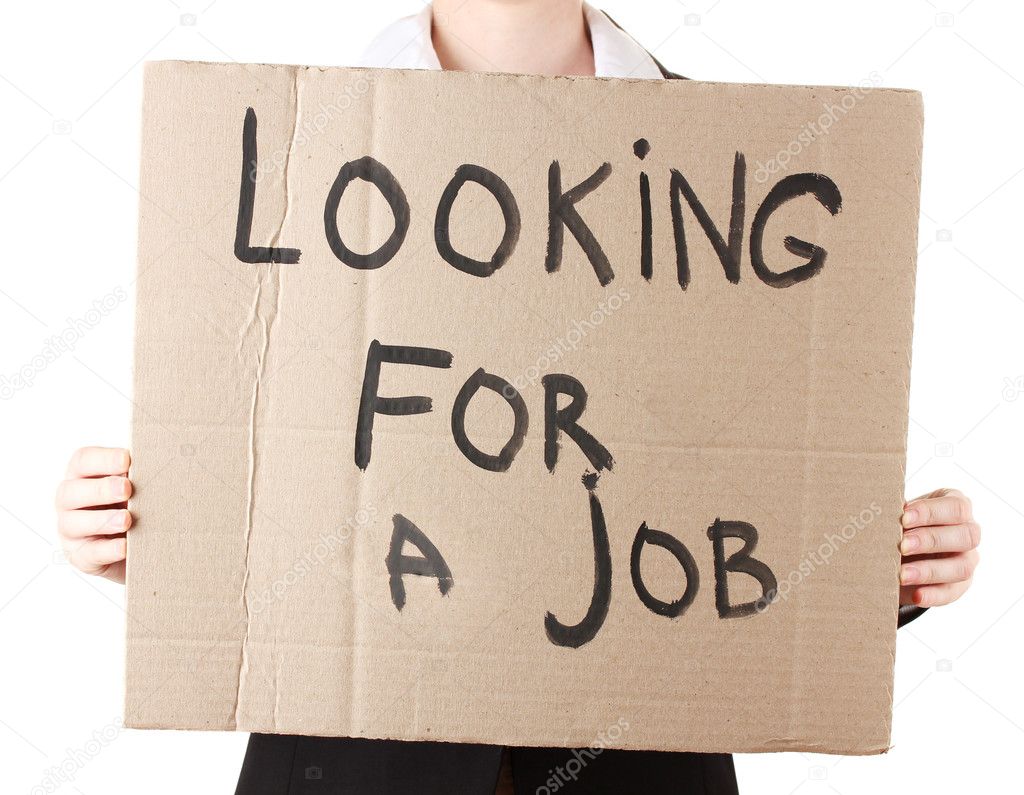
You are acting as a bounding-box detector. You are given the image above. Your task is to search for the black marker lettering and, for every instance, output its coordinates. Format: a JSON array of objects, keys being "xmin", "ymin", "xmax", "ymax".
[
  {"xmin": 451, "ymin": 368, "xmax": 528, "ymax": 472},
  {"xmin": 634, "ymin": 139, "xmax": 653, "ymax": 281},
  {"xmin": 545, "ymin": 472, "xmax": 612, "ymax": 648},
  {"xmin": 234, "ymin": 108, "xmax": 302, "ymax": 264},
  {"xmin": 355, "ymin": 340, "xmax": 453, "ymax": 470},
  {"xmin": 630, "ymin": 522, "xmax": 700, "ymax": 618},
  {"xmin": 542, "ymin": 374, "xmax": 613, "ymax": 473},
  {"xmin": 670, "ymin": 152, "xmax": 746, "ymax": 289},
  {"xmin": 324, "ymin": 156, "xmax": 410, "ymax": 270},
  {"xmin": 386, "ymin": 514, "xmax": 453, "ymax": 611},
  {"xmin": 707, "ymin": 518, "xmax": 778, "ymax": 619},
  {"xmin": 435, "ymin": 164, "xmax": 521, "ymax": 278},
  {"xmin": 750, "ymin": 172, "xmax": 842, "ymax": 288},
  {"xmin": 545, "ymin": 161, "xmax": 615, "ymax": 286}
]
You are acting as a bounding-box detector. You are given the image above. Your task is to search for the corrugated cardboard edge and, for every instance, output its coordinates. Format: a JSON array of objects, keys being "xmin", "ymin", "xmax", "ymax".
[
  {"xmin": 138, "ymin": 59, "xmax": 928, "ymax": 100},
  {"xmin": 882, "ymin": 87, "xmax": 926, "ymax": 755},
  {"xmin": 123, "ymin": 62, "xmax": 152, "ymax": 727}
]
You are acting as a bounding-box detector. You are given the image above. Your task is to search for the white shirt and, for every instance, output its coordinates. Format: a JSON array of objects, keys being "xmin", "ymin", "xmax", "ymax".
[{"xmin": 358, "ymin": 3, "xmax": 665, "ymax": 80}]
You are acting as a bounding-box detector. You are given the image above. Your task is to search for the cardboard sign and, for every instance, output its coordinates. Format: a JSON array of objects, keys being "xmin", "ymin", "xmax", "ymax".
[{"xmin": 126, "ymin": 61, "xmax": 923, "ymax": 755}]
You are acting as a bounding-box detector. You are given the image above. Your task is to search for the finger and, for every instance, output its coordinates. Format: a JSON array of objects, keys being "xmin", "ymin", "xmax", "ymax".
[
  {"xmin": 66, "ymin": 447, "xmax": 130, "ymax": 479},
  {"xmin": 901, "ymin": 522, "xmax": 981, "ymax": 555},
  {"xmin": 55, "ymin": 475, "xmax": 131, "ymax": 511},
  {"xmin": 902, "ymin": 494, "xmax": 972, "ymax": 528},
  {"xmin": 58, "ymin": 508, "xmax": 132, "ymax": 540},
  {"xmin": 901, "ymin": 551, "xmax": 978, "ymax": 586},
  {"xmin": 99, "ymin": 559, "xmax": 126, "ymax": 584},
  {"xmin": 902, "ymin": 580, "xmax": 971, "ymax": 608},
  {"xmin": 63, "ymin": 535, "xmax": 127, "ymax": 576}
]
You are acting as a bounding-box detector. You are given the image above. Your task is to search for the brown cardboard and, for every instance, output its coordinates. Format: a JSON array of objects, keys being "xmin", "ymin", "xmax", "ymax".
[{"xmin": 125, "ymin": 60, "xmax": 923, "ymax": 755}]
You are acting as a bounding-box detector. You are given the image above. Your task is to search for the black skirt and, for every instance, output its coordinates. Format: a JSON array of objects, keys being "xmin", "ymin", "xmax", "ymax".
[{"xmin": 234, "ymin": 734, "xmax": 739, "ymax": 794}]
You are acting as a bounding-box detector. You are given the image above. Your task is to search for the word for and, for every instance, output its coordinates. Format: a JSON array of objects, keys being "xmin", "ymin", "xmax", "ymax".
[
  {"xmin": 235, "ymin": 108, "xmax": 843, "ymax": 289},
  {"xmin": 356, "ymin": 340, "xmax": 613, "ymax": 474}
]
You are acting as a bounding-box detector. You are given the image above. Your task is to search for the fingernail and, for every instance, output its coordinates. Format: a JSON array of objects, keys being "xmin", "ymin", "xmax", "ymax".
[
  {"xmin": 901, "ymin": 534, "xmax": 920, "ymax": 554},
  {"xmin": 901, "ymin": 565, "xmax": 918, "ymax": 584},
  {"xmin": 901, "ymin": 509, "xmax": 918, "ymax": 528},
  {"xmin": 111, "ymin": 477, "xmax": 128, "ymax": 499},
  {"xmin": 115, "ymin": 510, "xmax": 129, "ymax": 529}
]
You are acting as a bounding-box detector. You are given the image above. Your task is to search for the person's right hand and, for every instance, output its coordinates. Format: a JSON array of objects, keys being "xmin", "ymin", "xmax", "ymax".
[{"xmin": 55, "ymin": 447, "xmax": 133, "ymax": 584}]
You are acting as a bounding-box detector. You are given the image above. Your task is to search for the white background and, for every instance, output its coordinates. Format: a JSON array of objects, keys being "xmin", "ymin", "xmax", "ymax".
[{"xmin": 2, "ymin": 1, "xmax": 1021, "ymax": 793}]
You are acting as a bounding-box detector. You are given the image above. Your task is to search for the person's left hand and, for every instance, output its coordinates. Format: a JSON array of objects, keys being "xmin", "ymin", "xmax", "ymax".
[{"xmin": 899, "ymin": 488, "xmax": 980, "ymax": 607}]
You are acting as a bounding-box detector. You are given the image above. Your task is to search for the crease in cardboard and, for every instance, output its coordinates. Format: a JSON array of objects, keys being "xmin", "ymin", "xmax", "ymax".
[
  {"xmin": 789, "ymin": 137, "xmax": 832, "ymax": 746},
  {"xmin": 272, "ymin": 651, "xmax": 283, "ymax": 732},
  {"xmin": 349, "ymin": 69, "xmax": 381, "ymax": 739},
  {"xmin": 231, "ymin": 65, "xmax": 300, "ymax": 730}
]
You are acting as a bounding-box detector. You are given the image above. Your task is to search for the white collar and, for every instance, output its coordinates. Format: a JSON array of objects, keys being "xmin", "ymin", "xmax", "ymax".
[{"xmin": 357, "ymin": 3, "xmax": 665, "ymax": 79}]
